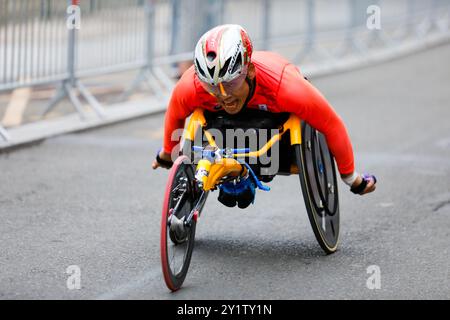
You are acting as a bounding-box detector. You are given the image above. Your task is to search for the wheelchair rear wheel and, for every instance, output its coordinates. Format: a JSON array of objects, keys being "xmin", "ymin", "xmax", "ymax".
[{"xmin": 294, "ymin": 122, "xmax": 340, "ymax": 254}]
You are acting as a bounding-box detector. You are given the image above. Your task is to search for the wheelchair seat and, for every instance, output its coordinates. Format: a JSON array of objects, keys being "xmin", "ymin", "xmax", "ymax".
[{"xmin": 203, "ymin": 108, "xmax": 296, "ymax": 180}]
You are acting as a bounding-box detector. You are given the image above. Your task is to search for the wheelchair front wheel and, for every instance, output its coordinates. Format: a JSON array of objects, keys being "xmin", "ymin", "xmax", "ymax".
[
  {"xmin": 160, "ymin": 155, "xmax": 199, "ymax": 291},
  {"xmin": 294, "ymin": 122, "xmax": 340, "ymax": 254}
]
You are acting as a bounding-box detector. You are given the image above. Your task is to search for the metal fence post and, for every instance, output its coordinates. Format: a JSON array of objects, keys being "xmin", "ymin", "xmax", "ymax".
[
  {"xmin": 206, "ymin": 0, "xmax": 223, "ymax": 30},
  {"xmin": 216, "ymin": 0, "xmax": 225, "ymax": 26},
  {"xmin": 405, "ymin": 0, "xmax": 416, "ymax": 37},
  {"xmin": 430, "ymin": 0, "xmax": 447, "ymax": 33},
  {"xmin": 169, "ymin": 0, "xmax": 180, "ymax": 56},
  {"xmin": 442, "ymin": 0, "xmax": 450, "ymax": 32},
  {"xmin": 145, "ymin": 0, "xmax": 173, "ymax": 93},
  {"xmin": 340, "ymin": 0, "xmax": 357, "ymax": 55},
  {"xmin": 293, "ymin": 0, "xmax": 315, "ymax": 63},
  {"xmin": 262, "ymin": 0, "xmax": 271, "ymax": 50},
  {"xmin": 415, "ymin": 0, "xmax": 432, "ymax": 38},
  {"xmin": 43, "ymin": 0, "xmax": 105, "ymax": 120},
  {"xmin": 429, "ymin": 0, "xmax": 438, "ymax": 31},
  {"xmin": 367, "ymin": 0, "xmax": 390, "ymax": 46},
  {"xmin": 122, "ymin": 0, "xmax": 173, "ymax": 101},
  {"xmin": 339, "ymin": 0, "xmax": 368, "ymax": 56},
  {"xmin": 448, "ymin": 0, "xmax": 450, "ymax": 31}
]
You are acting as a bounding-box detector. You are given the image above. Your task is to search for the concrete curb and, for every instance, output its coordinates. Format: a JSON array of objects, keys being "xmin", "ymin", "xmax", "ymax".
[
  {"xmin": 1, "ymin": 32, "xmax": 449, "ymax": 151},
  {"xmin": 0, "ymin": 96, "xmax": 168, "ymax": 151},
  {"xmin": 301, "ymin": 33, "xmax": 450, "ymax": 78}
]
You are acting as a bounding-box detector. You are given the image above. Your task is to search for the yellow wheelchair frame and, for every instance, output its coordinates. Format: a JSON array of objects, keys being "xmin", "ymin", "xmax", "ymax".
[
  {"xmin": 161, "ymin": 107, "xmax": 341, "ymax": 291},
  {"xmin": 184, "ymin": 108, "xmax": 303, "ymax": 191}
]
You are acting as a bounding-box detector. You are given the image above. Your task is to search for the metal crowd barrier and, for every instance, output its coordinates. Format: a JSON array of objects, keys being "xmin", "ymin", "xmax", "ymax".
[
  {"xmin": 0, "ymin": 0, "xmax": 449, "ymax": 142},
  {"xmin": 0, "ymin": 0, "xmax": 69, "ymax": 92}
]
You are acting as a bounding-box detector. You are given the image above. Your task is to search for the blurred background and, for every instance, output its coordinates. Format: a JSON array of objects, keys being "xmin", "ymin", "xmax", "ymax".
[
  {"xmin": 0, "ymin": 0, "xmax": 449, "ymax": 300},
  {"xmin": 0, "ymin": 0, "xmax": 449, "ymax": 138}
]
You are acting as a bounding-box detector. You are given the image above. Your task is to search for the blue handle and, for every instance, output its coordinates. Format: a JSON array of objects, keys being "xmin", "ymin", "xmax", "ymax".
[
  {"xmin": 193, "ymin": 146, "xmax": 250, "ymax": 154},
  {"xmin": 230, "ymin": 148, "xmax": 250, "ymax": 154},
  {"xmin": 192, "ymin": 146, "xmax": 216, "ymax": 159}
]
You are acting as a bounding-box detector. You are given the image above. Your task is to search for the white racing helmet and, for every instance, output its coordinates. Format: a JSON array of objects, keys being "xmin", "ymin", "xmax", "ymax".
[{"xmin": 194, "ymin": 24, "xmax": 253, "ymax": 95}]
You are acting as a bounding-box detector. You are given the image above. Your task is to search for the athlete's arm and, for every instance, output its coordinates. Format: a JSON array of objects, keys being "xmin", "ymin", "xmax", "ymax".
[
  {"xmin": 277, "ymin": 64, "xmax": 376, "ymax": 194},
  {"xmin": 278, "ymin": 64, "xmax": 354, "ymax": 174},
  {"xmin": 152, "ymin": 69, "xmax": 196, "ymax": 170}
]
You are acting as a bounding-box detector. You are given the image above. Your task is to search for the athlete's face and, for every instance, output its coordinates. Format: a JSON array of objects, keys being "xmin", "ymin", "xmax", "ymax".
[{"xmin": 209, "ymin": 63, "xmax": 256, "ymax": 115}]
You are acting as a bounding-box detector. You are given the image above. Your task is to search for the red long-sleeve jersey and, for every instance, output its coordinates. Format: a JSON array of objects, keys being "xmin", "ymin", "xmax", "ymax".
[{"xmin": 163, "ymin": 51, "xmax": 354, "ymax": 175}]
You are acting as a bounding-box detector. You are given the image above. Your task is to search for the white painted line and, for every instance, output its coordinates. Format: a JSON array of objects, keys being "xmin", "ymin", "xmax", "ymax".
[
  {"xmin": 379, "ymin": 202, "xmax": 394, "ymax": 208},
  {"xmin": 2, "ymin": 88, "xmax": 31, "ymax": 127},
  {"xmin": 95, "ymin": 268, "xmax": 162, "ymax": 300},
  {"xmin": 0, "ymin": 124, "xmax": 10, "ymax": 141}
]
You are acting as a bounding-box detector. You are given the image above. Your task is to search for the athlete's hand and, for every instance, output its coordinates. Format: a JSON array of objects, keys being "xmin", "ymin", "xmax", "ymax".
[
  {"xmin": 350, "ymin": 174, "xmax": 377, "ymax": 195},
  {"xmin": 152, "ymin": 150, "xmax": 173, "ymax": 170}
]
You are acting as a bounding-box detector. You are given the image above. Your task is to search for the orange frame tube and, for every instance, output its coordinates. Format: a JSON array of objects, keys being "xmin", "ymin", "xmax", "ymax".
[{"xmin": 184, "ymin": 108, "xmax": 302, "ymax": 191}]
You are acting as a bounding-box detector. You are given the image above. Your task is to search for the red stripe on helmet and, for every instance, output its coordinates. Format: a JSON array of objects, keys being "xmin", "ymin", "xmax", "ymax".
[
  {"xmin": 240, "ymin": 29, "xmax": 253, "ymax": 64},
  {"xmin": 204, "ymin": 26, "xmax": 227, "ymax": 58}
]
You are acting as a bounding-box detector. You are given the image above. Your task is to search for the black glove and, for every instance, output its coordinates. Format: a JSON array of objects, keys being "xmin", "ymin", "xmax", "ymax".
[
  {"xmin": 155, "ymin": 149, "xmax": 173, "ymax": 169},
  {"xmin": 350, "ymin": 174, "xmax": 377, "ymax": 195}
]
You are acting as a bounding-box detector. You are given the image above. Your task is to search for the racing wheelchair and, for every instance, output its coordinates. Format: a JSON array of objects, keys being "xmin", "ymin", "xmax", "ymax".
[{"xmin": 160, "ymin": 108, "xmax": 340, "ymax": 291}]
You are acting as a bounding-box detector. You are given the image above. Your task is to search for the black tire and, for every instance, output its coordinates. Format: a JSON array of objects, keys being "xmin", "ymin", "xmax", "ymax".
[
  {"xmin": 161, "ymin": 156, "xmax": 198, "ymax": 291},
  {"xmin": 294, "ymin": 122, "xmax": 340, "ymax": 254}
]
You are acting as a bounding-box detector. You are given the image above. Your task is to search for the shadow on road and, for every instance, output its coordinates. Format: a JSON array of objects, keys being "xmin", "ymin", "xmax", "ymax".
[{"xmin": 194, "ymin": 236, "xmax": 329, "ymax": 261}]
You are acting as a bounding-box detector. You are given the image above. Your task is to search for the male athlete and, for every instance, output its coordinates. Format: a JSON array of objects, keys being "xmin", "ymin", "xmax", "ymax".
[{"xmin": 152, "ymin": 24, "xmax": 376, "ymax": 206}]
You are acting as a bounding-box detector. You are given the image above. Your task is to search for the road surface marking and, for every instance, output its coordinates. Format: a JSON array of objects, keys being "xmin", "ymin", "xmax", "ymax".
[
  {"xmin": 95, "ymin": 268, "xmax": 161, "ymax": 300},
  {"xmin": 2, "ymin": 88, "xmax": 31, "ymax": 127}
]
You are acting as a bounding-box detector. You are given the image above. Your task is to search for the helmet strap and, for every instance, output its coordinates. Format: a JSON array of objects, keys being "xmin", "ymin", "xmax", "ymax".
[{"xmin": 242, "ymin": 76, "xmax": 256, "ymax": 110}]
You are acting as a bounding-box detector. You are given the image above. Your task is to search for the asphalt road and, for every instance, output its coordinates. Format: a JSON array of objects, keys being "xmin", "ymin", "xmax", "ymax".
[{"xmin": 1, "ymin": 43, "xmax": 449, "ymax": 300}]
